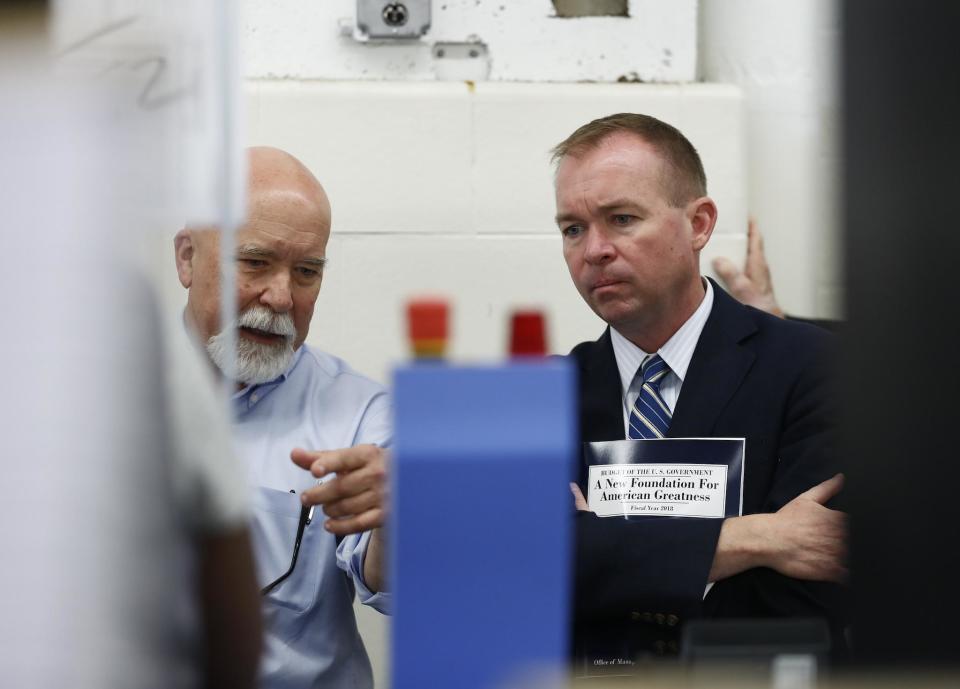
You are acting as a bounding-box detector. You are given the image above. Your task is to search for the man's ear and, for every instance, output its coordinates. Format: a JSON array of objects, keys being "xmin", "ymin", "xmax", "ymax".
[
  {"xmin": 688, "ymin": 196, "xmax": 718, "ymax": 252},
  {"xmin": 174, "ymin": 230, "xmax": 195, "ymax": 288}
]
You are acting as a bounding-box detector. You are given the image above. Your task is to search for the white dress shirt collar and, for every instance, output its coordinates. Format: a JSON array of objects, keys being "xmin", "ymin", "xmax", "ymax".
[{"xmin": 610, "ymin": 278, "xmax": 715, "ymax": 402}]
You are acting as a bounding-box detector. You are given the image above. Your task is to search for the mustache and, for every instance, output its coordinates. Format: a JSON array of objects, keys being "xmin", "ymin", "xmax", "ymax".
[{"xmin": 236, "ymin": 306, "xmax": 296, "ymax": 339}]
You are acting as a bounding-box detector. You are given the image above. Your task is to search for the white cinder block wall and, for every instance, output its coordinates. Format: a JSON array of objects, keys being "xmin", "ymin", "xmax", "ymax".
[
  {"xmin": 243, "ymin": 0, "xmax": 748, "ymax": 383},
  {"xmin": 239, "ymin": 1, "xmax": 835, "ymax": 685},
  {"xmin": 244, "ymin": 0, "xmax": 698, "ymax": 82},
  {"xmin": 246, "ymin": 80, "xmax": 746, "ymax": 384},
  {"xmin": 700, "ymin": 0, "xmax": 842, "ymax": 318}
]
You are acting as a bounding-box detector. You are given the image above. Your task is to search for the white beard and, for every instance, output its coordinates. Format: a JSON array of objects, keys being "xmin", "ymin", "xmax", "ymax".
[{"xmin": 206, "ymin": 305, "xmax": 296, "ymax": 385}]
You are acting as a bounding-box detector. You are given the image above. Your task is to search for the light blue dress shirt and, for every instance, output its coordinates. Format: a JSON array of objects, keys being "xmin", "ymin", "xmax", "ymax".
[{"xmin": 231, "ymin": 344, "xmax": 391, "ymax": 689}]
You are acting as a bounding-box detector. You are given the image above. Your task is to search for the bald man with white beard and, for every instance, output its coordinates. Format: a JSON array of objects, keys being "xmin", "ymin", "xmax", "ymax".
[{"xmin": 175, "ymin": 147, "xmax": 389, "ymax": 689}]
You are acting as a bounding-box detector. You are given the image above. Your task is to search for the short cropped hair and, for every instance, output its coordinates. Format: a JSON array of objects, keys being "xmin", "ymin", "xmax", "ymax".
[{"xmin": 550, "ymin": 113, "xmax": 707, "ymax": 206}]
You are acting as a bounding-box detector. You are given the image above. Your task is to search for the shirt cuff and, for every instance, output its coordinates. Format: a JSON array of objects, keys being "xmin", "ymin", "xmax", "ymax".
[{"xmin": 337, "ymin": 530, "xmax": 391, "ymax": 615}]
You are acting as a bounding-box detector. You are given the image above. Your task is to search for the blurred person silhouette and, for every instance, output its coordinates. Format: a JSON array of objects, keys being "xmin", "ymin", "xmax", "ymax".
[
  {"xmin": 164, "ymin": 309, "xmax": 263, "ymax": 689},
  {"xmin": 0, "ymin": 3, "xmax": 260, "ymax": 688},
  {"xmin": 174, "ymin": 146, "xmax": 390, "ymax": 689}
]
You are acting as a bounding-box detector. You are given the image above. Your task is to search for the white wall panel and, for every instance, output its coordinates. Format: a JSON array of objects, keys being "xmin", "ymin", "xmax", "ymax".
[
  {"xmin": 675, "ymin": 83, "xmax": 748, "ymax": 237},
  {"xmin": 247, "ymin": 80, "xmax": 745, "ymax": 234},
  {"xmin": 700, "ymin": 0, "xmax": 841, "ymax": 318},
  {"xmin": 243, "ymin": 80, "xmax": 746, "ymax": 385},
  {"xmin": 311, "ymin": 233, "xmax": 602, "ymax": 383},
  {"xmin": 243, "ymin": 0, "xmax": 697, "ymax": 83},
  {"xmin": 471, "ymin": 82, "xmax": 686, "ymax": 234},
  {"xmin": 251, "ymin": 81, "xmax": 475, "ymax": 233},
  {"xmin": 304, "ymin": 233, "xmax": 745, "ymax": 387}
]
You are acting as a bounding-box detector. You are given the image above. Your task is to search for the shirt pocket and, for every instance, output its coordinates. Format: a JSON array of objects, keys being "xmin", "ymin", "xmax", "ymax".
[{"xmin": 250, "ymin": 486, "xmax": 326, "ymax": 615}]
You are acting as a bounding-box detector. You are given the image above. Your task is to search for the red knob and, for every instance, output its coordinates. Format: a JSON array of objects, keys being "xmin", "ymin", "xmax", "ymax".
[
  {"xmin": 509, "ymin": 310, "xmax": 547, "ymax": 356},
  {"xmin": 407, "ymin": 299, "xmax": 449, "ymax": 358}
]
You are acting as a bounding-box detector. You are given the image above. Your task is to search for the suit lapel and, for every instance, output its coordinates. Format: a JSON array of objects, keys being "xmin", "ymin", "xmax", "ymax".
[
  {"xmin": 578, "ymin": 329, "xmax": 624, "ymax": 443},
  {"xmin": 669, "ymin": 282, "xmax": 758, "ymax": 437}
]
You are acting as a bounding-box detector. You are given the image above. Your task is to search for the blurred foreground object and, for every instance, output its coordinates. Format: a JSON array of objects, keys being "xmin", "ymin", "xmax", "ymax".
[
  {"xmin": 509, "ymin": 310, "xmax": 548, "ymax": 357},
  {"xmin": 842, "ymin": 0, "xmax": 960, "ymax": 666},
  {"xmin": 0, "ymin": 2, "xmax": 260, "ymax": 687},
  {"xmin": 407, "ymin": 298, "xmax": 449, "ymax": 358},
  {"xmin": 391, "ymin": 359, "xmax": 576, "ymax": 689},
  {"xmin": 682, "ymin": 618, "xmax": 830, "ymax": 688}
]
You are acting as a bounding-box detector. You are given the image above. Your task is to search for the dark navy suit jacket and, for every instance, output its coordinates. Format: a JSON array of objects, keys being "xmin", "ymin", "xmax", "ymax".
[{"xmin": 570, "ymin": 280, "xmax": 847, "ymax": 664}]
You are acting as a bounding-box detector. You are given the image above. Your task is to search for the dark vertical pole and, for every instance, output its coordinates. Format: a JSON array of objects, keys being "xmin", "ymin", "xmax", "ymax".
[{"xmin": 844, "ymin": 0, "xmax": 960, "ymax": 665}]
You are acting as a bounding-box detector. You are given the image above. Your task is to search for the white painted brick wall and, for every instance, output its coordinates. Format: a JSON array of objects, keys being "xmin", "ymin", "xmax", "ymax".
[
  {"xmin": 245, "ymin": 80, "xmax": 746, "ymax": 384},
  {"xmin": 243, "ymin": 0, "xmax": 698, "ymax": 82},
  {"xmin": 700, "ymin": 0, "xmax": 842, "ymax": 318}
]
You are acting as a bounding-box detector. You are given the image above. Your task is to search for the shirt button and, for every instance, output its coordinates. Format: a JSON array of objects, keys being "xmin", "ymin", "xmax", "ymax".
[{"xmin": 250, "ymin": 393, "xmax": 259, "ymax": 404}]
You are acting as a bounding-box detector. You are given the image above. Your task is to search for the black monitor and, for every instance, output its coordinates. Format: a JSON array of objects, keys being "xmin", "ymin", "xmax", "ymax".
[{"xmin": 843, "ymin": 0, "xmax": 960, "ymax": 666}]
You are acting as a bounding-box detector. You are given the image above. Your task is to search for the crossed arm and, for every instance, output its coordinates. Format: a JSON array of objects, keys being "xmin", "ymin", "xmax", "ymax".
[
  {"xmin": 571, "ymin": 472, "xmax": 847, "ymax": 586},
  {"xmin": 708, "ymin": 474, "xmax": 847, "ymax": 583}
]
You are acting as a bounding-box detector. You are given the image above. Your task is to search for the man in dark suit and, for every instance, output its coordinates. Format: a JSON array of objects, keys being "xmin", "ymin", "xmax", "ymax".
[{"xmin": 552, "ymin": 114, "xmax": 847, "ymax": 666}]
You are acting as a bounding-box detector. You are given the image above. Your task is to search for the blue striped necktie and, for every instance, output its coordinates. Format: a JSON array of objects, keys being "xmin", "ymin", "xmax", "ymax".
[{"xmin": 628, "ymin": 354, "xmax": 672, "ymax": 439}]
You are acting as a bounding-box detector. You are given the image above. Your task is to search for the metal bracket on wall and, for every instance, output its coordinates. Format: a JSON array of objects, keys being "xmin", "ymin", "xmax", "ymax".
[
  {"xmin": 432, "ymin": 41, "xmax": 490, "ymax": 81},
  {"xmin": 354, "ymin": 0, "xmax": 431, "ymax": 40}
]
